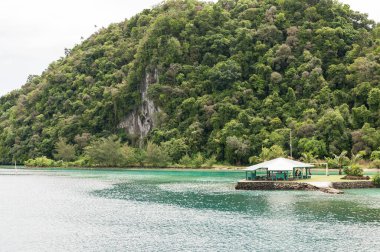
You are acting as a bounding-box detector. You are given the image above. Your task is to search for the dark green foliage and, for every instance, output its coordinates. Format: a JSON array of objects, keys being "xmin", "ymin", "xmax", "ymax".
[
  {"xmin": 209, "ymin": 60, "xmax": 242, "ymax": 91},
  {"xmin": 162, "ymin": 138, "xmax": 189, "ymax": 163},
  {"xmin": 343, "ymin": 165, "xmax": 364, "ymax": 177},
  {"xmin": 179, "ymin": 152, "xmax": 205, "ymax": 168},
  {"xmin": 191, "ymin": 153, "xmax": 205, "ymax": 168},
  {"xmin": 298, "ymin": 138, "xmax": 326, "ymax": 157},
  {"xmin": 54, "ymin": 138, "xmax": 77, "ymax": 162},
  {"xmin": 316, "ymin": 109, "xmax": 349, "ymax": 154},
  {"xmin": 373, "ymin": 174, "xmax": 380, "ymax": 187},
  {"xmin": 85, "ymin": 136, "xmax": 125, "ymax": 167},
  {"xmin": 1, "ymin": 0, "xmax": 380, "ymax": 166},
  {"xmin": 145, "ymin": 142, "xmax": 171, "ymax": 167},
  {"xmin": 370, "ymin": 150, "xmax": 380, "ymax": 161},
  {"xmin": 225, "ymin": 136, "xmax": 250, "ymax": 165},
  {"xmin": 249, "ymin": 145, "xmax": 286, "ymax": 164}
]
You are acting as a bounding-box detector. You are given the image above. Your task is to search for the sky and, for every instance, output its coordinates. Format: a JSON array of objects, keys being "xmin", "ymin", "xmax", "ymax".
[{"xmin": 0, "ymin": 0, "xmax": 379, "ymax": 97}]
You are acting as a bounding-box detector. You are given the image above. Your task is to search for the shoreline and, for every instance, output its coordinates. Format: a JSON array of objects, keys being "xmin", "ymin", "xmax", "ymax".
[
  {"xmin": 1, "ymin": 165, "xmax": 379, "ymax": 172},
  {"xmin": 0, "ymin": 166, "xmax": 245, "ymax": 173},
  {"xmin": 1, "ymin": 167, "xmax": 378, "ymax": 194}
]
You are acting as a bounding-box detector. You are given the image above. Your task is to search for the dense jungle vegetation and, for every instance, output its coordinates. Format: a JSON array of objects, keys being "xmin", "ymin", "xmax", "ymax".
[{"xmin": 0, "ymin": 0, "xmax": 380, "ymax": 168}]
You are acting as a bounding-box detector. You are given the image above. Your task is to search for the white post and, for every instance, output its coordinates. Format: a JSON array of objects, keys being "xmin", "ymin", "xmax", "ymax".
[{"xmin": 310, "ymin": 162, "xmax": 328, "ymax": 176}]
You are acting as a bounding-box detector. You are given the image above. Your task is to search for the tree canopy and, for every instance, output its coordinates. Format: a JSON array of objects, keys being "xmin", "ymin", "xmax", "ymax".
[{"xmin": 0, "ymin": 0, "xmax": 379, "ymax": 166}]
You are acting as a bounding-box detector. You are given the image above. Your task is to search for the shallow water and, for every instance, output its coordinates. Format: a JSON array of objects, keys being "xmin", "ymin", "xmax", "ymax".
[{"xmin": 0, "ymin": 169, "xmax": 379, "ymax": 251}]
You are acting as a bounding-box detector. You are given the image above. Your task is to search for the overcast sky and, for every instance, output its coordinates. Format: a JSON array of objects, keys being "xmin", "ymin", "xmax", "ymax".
[{"xmin": 0, "ymin": 0, "xmax": 379, "ymax": 97}]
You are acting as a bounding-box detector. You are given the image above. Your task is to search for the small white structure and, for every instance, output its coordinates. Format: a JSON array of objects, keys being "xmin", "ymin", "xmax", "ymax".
[{"xmin": 245, "ymin": 157, "xmax": 314, "ymax": 181}]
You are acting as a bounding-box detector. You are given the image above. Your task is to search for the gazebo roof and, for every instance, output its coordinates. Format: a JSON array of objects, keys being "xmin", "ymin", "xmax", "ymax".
[{"xmin": 245, "ymin": 157, "xmax": 314, "ymax": 171}]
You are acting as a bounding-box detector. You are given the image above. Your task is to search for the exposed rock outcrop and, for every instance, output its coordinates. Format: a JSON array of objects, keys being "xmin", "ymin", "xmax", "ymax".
[{"xmin": 118, "ymin": 69, "xmax": 160, "ymax": 144}]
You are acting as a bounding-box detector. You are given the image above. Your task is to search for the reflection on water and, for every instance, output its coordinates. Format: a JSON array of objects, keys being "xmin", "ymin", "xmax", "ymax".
[
  {"xmin": 94, "ymin": 182, "xmax": 270, "ymax": 214},
  {"xmin": 0, "ymin": 169, "xmax": 379, "ymax": 251},
  {"xmin": 295, "ymin": 198, "xmax": 380, "ymax": 223}
]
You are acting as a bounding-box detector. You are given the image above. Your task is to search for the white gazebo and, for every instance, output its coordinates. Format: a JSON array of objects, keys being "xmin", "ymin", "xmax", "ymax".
[{"xmin": 245, "ymin": 157, "xmax": 314, "ymax": 181}]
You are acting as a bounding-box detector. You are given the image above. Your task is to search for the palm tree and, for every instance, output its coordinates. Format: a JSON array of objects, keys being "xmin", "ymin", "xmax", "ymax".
[
  {"xmin": 333, "ymin": 150, "xmax": 348, "ymax": 175},
  {"xmin": 300, "ymin": 152, "xmax": 316, "ymax": 163},
  {"xmin": 350, "ymin": 153, "xmax": 363, "ymax": 166}
]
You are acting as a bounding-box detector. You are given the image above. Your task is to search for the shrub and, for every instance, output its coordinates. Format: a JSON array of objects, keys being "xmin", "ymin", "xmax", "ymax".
[
  {"xmin": 85, "ymin": 136, "xmax": 124, "ymax": 167},
  {"xmin": 54, "ymin": 160, "xmax": 66, "ymax": 167},
  {"xmin": 54, "ymin": 138, "xmax": 76, "ymax": 162},
  {"xmin": 204, "ymin": 155, "xmax": 217, "ymax": 167},
  {"xmin": 133, "ymin": 148, "xmax": 147, "ymax": 167},
  {"xmin": 192, "ymin": 153, "xmax": 204, "ymax": 168},
  {"xmin": 25, "ymin": 156, "xmax": 55, "ymax": 167},
  {"xmin": 179, "ymin": 154, "xmax": 192, "ymax": 167},
  {"xmin": 370, "ymin": 159, "xmax": 380, "ymax": 169},
  {"xmin": 343, "ymin": 164, "xmax": 364, "ymax": 177},
  {"xmin": 162, "ymin": 138, "xmax": 189, "ymax": 163},
  {"xmin": 373, "ymin": 174, "xmax": 380, "ymax": 187},
  {"xmin": 325, "ymin": 157, "xmax": 339, "ymax": 169},
  {"xmin": 146, "ymin": 142, "xmax": 171, "ymax": 167},
  {"xmin": 121, "ymin": 144, "xmax": 138, "ymax": 166},
  {"xmin": 68, "ymin": 157, "xmax": 88, "ymax": 167},
  {"xmin": 178, "ymin": 153, "xmax": 205, "ymax": 168},
  {"xmin": 24, "ymin": 159, "xmax": 36, "ymax": 167},
  {"xmin": 370, "ymin": 151, "xmax": 380, "ymax": 161},
  {"xmin": 248, "ymin": 156, "xmax": 261, "ymax": 164}
]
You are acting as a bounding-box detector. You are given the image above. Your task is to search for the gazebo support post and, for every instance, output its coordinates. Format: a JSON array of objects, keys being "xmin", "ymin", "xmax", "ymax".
[{"xmin": 292, "ymin": 168, "xmax": 295, "ymax": 180}]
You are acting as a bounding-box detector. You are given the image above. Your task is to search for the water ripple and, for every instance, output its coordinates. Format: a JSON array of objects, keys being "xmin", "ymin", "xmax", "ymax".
[{"xmin": 0, "ymin": 169, "xmax": 379, "ymax": 251}]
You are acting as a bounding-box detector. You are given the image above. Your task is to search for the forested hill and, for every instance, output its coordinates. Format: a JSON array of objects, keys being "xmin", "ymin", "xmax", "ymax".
[{"xmin": 0, "ymin": 0, "xmax": 380, "ymax": 166}]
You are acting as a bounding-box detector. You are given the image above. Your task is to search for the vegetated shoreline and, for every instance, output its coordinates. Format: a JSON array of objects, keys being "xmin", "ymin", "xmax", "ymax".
[
  {"xmin": 1, "ymin": 0, "xmax": 380, "ymax": 171},
  {"xmin": 4, "ymin": 164, "xmax": 245, "ymax": 171},
  {"xmin": 3, "ymin": 165, "xmax": 378, "ymax": 194},
  {"xmin": 2, "ymin": 165, "xmax": 379, "ymax": 174}
]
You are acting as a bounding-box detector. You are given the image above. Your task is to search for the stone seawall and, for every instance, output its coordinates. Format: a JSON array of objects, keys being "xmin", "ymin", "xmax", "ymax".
[
  {"xmin": 331, "ymin": 181, "xmax": 375, "ymax": 189},
  {"xmin": 235, "ymin": 181, "xmax": 319, "ymax": 191},
  {"xmin": 235, "ymin": 180, "xmax": 376, "ymax": 194}
]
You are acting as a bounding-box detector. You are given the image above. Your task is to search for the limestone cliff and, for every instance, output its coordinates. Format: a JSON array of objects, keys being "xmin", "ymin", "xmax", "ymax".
[{"xmin": 118, "ymin": 69, "xmax": 160, "ymax": 142}]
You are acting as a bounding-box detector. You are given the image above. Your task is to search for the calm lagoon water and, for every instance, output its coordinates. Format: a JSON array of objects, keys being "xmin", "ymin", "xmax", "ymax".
[{"xmin": 0, "ymin": 168, "xmax": 379, "ymax": 251}]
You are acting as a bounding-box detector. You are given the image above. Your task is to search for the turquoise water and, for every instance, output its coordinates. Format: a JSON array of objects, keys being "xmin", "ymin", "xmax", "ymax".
[{"xmin": 0, "ymin": 169, "xmax": 379, "ymax": 251}]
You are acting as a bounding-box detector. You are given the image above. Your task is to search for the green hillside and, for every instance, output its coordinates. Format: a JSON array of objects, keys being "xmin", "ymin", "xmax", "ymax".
[{"xmin": 1, "ymin": 0, "xmax": 380, "ymax": 166}]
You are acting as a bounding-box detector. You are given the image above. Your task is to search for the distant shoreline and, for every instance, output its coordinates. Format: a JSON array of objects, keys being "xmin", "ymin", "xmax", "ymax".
[{"xmin": 1, "ymin": 165, "xmax": 379, "ymax": 174}]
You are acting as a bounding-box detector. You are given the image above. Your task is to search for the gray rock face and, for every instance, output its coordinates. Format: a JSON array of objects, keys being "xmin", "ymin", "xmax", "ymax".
[{"xmin": 118, "ymin": 69, "xmax": 160, "ymax": 143}]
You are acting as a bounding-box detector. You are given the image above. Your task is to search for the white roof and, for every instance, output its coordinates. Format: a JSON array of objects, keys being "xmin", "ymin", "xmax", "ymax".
[{"xmin": 245, "ymin": 157, "xmax": 314, "ymax": 171}]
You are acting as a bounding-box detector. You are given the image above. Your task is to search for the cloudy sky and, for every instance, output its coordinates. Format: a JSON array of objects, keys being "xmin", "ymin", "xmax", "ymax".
[{"xmin": 0, "ymin": 0, "xmax": 379, "ymax": 97}]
